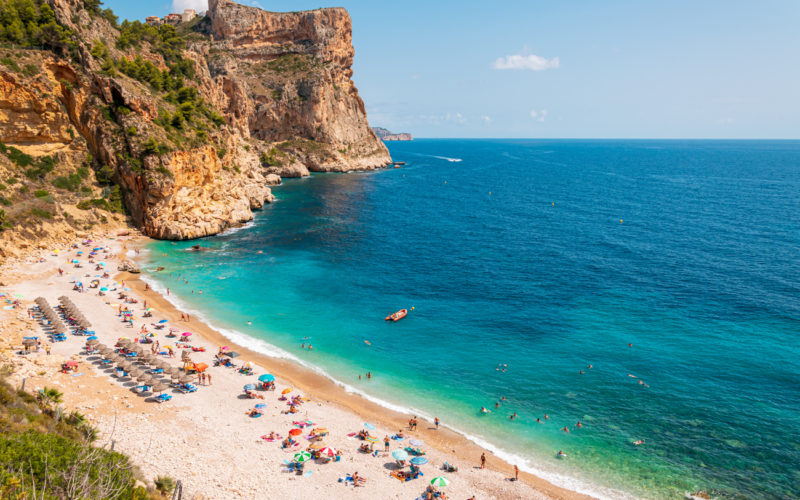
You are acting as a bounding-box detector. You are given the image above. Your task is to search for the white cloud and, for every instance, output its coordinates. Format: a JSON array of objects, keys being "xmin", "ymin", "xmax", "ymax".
[
  {"xmin": 538, "ymin": 117, "xmax": 545, "ymax": 122},
  {"xmin": 480, "ymin": 116, "xmax": 491, "ymax": 123},
  {"xmin": 172, "ymin": 0, "xmax": 207, "ymax": 11},
  {"xmin": 530, "ymin": 110, "xmax": 537, "ymax": 118},
  {"xmin": 493, "ymin": 55, "xmax": 560, "ymax": 71},
  {"xmin": 540, "ymin": 110, "xmax": 548, "ymax": 116}
]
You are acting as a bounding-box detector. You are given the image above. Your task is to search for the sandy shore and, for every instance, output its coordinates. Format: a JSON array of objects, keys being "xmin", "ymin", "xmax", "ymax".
[{"xmin": 0, "ymin": 234, "xmax": 597, "ymax": 500}]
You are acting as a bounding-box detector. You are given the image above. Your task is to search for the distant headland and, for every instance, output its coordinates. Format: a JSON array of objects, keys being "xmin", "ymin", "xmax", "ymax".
[{"xmin": 372, "ymin": 127, "xmax": 413, "ymax": 141}]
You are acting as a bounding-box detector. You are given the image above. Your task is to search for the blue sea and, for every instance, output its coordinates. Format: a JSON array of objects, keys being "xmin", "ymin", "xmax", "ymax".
[{"xmin": 140, "ymin": 140, "xmax": 800, "ymax": 500}]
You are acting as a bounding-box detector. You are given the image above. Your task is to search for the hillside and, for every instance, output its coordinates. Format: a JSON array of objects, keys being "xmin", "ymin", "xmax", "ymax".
[{"xmin": 0, "ymin": 0, "xmax": 390, "ymax": 258}]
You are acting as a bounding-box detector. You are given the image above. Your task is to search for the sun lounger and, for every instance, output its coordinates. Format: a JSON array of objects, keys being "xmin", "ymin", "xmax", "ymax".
[
  {"xmin": 134, "ymin": 385, "xmax": 151, "ymax": 393},
  {"xmin": 155, "ymin": 394, "xmax": 172, "ymax": 403}
]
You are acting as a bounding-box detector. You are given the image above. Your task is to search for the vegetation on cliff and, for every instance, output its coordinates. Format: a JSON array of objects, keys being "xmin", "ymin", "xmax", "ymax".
[{"xmin": 0, "ymin": 369, "xmax": 166, "ymax": 499}]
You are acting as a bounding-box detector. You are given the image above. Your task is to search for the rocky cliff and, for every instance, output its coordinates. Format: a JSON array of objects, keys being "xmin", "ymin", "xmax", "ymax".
[
  {"xmin": 372, "ymin": 126, "xmax": 413, "ymax": 141},
  {"xmin": 0, "ymin": 0, "xmax": 389, "ymax": 257}
]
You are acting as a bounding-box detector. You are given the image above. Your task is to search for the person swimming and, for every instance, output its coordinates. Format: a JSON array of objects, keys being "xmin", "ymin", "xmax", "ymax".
[
  {"xmin": 536, "ymin": 418, "xmax": 542, "ymax": 423},
  {"xmin": 634, "ymin": 439, "xmax": 645, "ymax": 445},
  {"xmin": 545, "ymin": 414, "xmax": 549, "ymax": 419},
  {"xmin": 481, "ymin": 407, "xmax": 489, "ymax": 413},
  {"xmin": 501, "ymin": 397, "xmax": 506, "ymax": 401},
  {"xmin": 562, "ymin": 426, "xmax": 570, "ymax": 433},
  {"xmin": 557, "ymin": 450, "xmax": 566, "ymax": 457},
  {"xmin": 576, "ymin": 421, "xmax": 583, "ymax": 428},
  {"xmin": 579, "ymin": 370, "xmax": 584, "ymax": 374},
  {"xmin": 494, "ymin": 402, "xmax": 500, "ymax": 408}
]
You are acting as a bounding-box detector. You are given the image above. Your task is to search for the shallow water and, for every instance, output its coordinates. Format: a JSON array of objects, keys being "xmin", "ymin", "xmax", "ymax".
[{"xmin": 142, "ymin": 140, "xmax": 800, "ymax": 500}]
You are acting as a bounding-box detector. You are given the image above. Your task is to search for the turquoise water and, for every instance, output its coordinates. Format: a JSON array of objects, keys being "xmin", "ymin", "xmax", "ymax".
[{"xmin": 141, "ymin": 140, "xmax": 800, "ymax": 500}]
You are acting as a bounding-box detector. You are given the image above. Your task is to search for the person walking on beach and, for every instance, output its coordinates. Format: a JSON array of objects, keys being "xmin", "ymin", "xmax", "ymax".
[
  {"xmin": 45, "ymin": 344, "xmax": 51, "ymax": 355},
  {"xmin": 514, "ymin": 464, "xmax": 519, "ymax": 481},
  {"xmin": 480, "ymin": 453, "xmax": 486, "ymax": 469},
  {"xmin": 167, "ymin": 288, "xmax": 170, "ymax": 295},
  {"xmin": 435, "ymin": 417, "xmax": 440, "ymax": 430},
  {"xmin": 206, "ymin": 373, "xmax": 211, "ymax": 385},
  {"xmin": 384, "ymin": 435, "xmax": 390, "ymax": 451}
]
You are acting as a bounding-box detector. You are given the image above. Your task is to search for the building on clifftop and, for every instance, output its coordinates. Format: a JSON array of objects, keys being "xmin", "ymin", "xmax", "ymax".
[
  {"xmin": 182, "ymin": 9, "xmax": 197, "ymax": 23},
  {"xmin": 145, "ymin": 16, "xmax": 162, "ymax": 26}
]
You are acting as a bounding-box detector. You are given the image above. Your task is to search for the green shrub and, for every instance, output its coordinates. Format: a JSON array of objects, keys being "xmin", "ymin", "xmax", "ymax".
[
  {"xmin": 77, "ymin": 166, "xmax": 90, "ymax": 179},
  {"xmin": 76, "ymin": 198, "xmax": 109, "ymax": 211},
  {"xmin": 0, "ymin": 57, "xmax": 21, "ymax": 73},
  {"xmin": 31, "ymin": 207, "xmax": 52, "ymax": 219},
  {"xmin": 217, "ymin": 148, "xmax": 227, "ymax": 159},
  {"xmin": 210, "ymin": 111, "xmax": 225, "ymax": 127},
  {"xmin": 6, "ymin": 177, "xmax": 17, "ymax": 184},
  {"xmin": 0, "ymin": 197, "xmax": 11, "ymax": 206},
  {"xmin": 80, "ymin": 186, "xmax": 92, "ymax": 193},
  {"xmin": 34, "ymin": 189, "xmax": 49, "ymax": 198},
  {"xmin": 116, "ymin": 105, "xmax": 131, "ymax": 116},
  {"xmin": 126, "ymin": 126, "xmax": 137, "ymax": 136},
  {"xmin": 96, "ymin": 165, "xmax": 114, "ymax": 185},
  {"xmin": 0, "ymin": 183, "xmax": 5, "ymax": 190}
]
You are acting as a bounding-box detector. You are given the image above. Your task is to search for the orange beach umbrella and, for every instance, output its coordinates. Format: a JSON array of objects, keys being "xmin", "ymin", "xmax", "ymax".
[
  {"xmin": 282, "ymin": 388, "xmax": 293, "ymax": 395},
  {"xmin": 289, "ymin": 428, "xmax": 303, "ymax": 436}
]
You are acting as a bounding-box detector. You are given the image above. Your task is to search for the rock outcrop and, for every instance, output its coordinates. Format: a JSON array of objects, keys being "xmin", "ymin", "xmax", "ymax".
[{"xmin": 0, "ymin": 0, "xmax": 389, "ymax": 249}]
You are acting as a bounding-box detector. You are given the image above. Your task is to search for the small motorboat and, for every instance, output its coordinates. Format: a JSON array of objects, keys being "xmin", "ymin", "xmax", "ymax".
[{"xmin": 385, "ymin": 309, "xmax": 407, "ymax": 321}]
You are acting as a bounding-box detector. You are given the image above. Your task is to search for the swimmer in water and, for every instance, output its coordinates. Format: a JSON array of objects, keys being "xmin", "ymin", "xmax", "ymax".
[
  {"xmin": 495, "ymin": 402, "xmax": 500, "ymax": 408},
  {"xmin": 509, "ymin": 414, "xmax": 515, "ymax": 420},
  {"xmin": 545, "ymin": 414, "xmax": 549, "ymax": 419},
  {"xmin": 639, "ymin": 379, "xmax": 644, "ymax": 385},
  {"xmin": 562, "ymin": 426, "xmax": 570, "ymax": 433},
  {"xmin": 247, "ymin": 321, "xmax": 251, "ymax": 325},
  {"xmin": 576, "ymin": 421, "xmax": 583, "ymax": 428},
  {"xmin": 481, "ymin": 407, "xmax": 487, "ymax": 412},
  {"xmin": 536, "ymin": 418, "xmax": 542, "ymax": 423},
  {"xmin": 588, "ymin": 365, "xmax": 593, "ymax": 369},
  {"xmin": 628, "ymin": 374, "xmax": 637, "ymax": 378},
  {"xmin": 629, "ymin": 343, "xmax": 632, "ymax": 347},
  {"xmin": 501, "ymin": 397, "xmax": 507, "ymax": 401},
  {"xmin": 257, "ymin": 250, "xmax": 263, "ymax": 254},
  {"xmin": 308, "ymin": 345, "xmax": 312, "ymax": 350},
  {"xmin": 579, "ymin": 370, "xmax": 584, "ymax": 374},
  {"xmin": 634, "ymin": 439, "xmax": 645, "ymax": 445},
  {"xmin": 557, "ymin": 451, "xmax": 566, "ymax": 457},
  {"xmin": 301, "ymin": 343, "xmax": 305, "ymax": 348}
]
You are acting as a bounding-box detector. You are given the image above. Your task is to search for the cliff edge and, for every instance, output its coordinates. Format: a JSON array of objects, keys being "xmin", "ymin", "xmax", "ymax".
[{"xmin": 373, "ymin": 127, "xmax": 413, "ymax": 141}]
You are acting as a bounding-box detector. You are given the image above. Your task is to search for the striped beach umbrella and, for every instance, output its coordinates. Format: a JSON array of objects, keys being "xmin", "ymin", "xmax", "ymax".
[
  {"xmin": 318, "ymin": 446, "xmax": 337, "ymax": 457},
  {"xmin": 392, "ymin": 450, "xmax": 409, "ymax": 461},
  {"xmin": 410, "ymin": 457, "xmax": 428, "ymax": 465},
  {"xmin": 293, "ymin": 451, "xmax": 312, "ymax": 463},
  {"xmin": 430, "ymin": 477, "xmax": 450, "ymax": 487},
  {"xmin": 365, "ymin": 436, "xmax": 380, "ymax": 444}
]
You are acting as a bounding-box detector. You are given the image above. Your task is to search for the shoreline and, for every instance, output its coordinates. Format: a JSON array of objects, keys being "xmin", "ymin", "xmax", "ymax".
[{"xmin": 127, "ymin": 238, "xmax": 600, "ymax": 500}]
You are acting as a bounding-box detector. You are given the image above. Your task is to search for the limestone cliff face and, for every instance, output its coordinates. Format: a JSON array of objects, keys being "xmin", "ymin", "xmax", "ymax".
[
  {"xmin": 0, "ymin": 0, "xmax": 388, "ymax": 248},
  {"xmin": 207, "ymin": 0, "xmax": 391, "ymax": 172}
]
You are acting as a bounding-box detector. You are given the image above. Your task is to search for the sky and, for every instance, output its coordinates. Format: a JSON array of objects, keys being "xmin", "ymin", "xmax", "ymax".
[{"xmin": 108, "ymin": 0, "xmax": 799, "ymax": 139}]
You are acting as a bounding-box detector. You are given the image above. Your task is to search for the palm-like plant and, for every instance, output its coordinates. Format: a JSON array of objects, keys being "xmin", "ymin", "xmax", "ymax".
[
  {"xmin": 66, "ymin": 410, "xmax": 86, "ymax": 426},
  {"xmin": 154, "ymin": 476, "xmax": 175, "ymax": 497},
  {"xmin": 80, "ymin": 424, "xmax": 99, "ymax": 443},
  {"xmin": 39, "ymin": 386, "xmax": 64, "ymax": 405}
]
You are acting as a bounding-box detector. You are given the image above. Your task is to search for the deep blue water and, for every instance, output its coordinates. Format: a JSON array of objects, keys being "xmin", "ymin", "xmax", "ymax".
[{"xmin": 142, "ymin": 140, "xmax": 800, "ymax": 500}]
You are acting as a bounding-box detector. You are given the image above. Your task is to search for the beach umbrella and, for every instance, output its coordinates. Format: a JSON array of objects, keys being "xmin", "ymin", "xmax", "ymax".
[
  {"xmin": 258, "ymin": 374, "xmax": 275, "ymax": 382},
  {"xmin": 410, "ymin": 457, "xmax": 428, "ymax": 465},
  {"xmin": 87, "ymin": 336, "xmax": 98, "ymax": 340},
  {"xmin": 182, "ymin": 332, "xmax": 192, "ymax": 337},
  {"xmin": 223, "ymin": 351, "xmax": 240, "ymax": 358},
  {"xmin": 95, "ymin": 344, "xmax": 107, "ymax": 350},
  {"xmin": 318, "ymin": 446, "xmax": 337, "ymax": 457},
  {"xmin": 255, "ymin": 403, "xmax": 266, "ymax": 409},
  {"xmin": 243, "ymin": 383, "xmax": 256, "ymax": 391},
  {"xmin": 179, "ymin": 374, "xmax": 196, "ymax": 383},
  {"xmin": 100, "ymin": 287, "xmax": 108, "ymax": 291},
  {"xmin": 99, "ymin": 348, "xmax": 113, "ymax": 355},
  {"xmin": 126, "ymin": 369, "xmax": 141, "ymax": 378},
  {"xmin": 392, "ymin": 450, "xmax": 409, "ymax": 461},
  {"xmin": 86, "ymin": 339, "xmax": 100, "ymax": 346},
  {"xmin": 124, "ymin": 288, "xmax": 132, "ymax": 291},
  {"xmin": 282, "ymin": 388, "xmax": 293, "ymax": 395},
  {"xmin": 409, "ymin": 439, "xmax": 425, "ymax": 447},
  {"xmin": 66, "ymin": 360, "xmax": 79, "ymax": 367},
  {"xmin": 193, "ymin": 363, "xmax": 208, "ymax": 372},
  {"xmin": 137, "ymin": 373, "xmax": 153, "ymax": 382},
  {"xmin": 309, "ymin": 441, "xmax": 327, "ymax": 450},
  {"xmin": 430, "ymin": 477, "xmax": 450, "ymax": 487},
  {"xmin": 158, "ymin": 319, "xmax": 168, "ymax": 323},
  {"xmin": 171, "ymin": 371, "xmax": 183, "ymax": 380},
  {"xmin": 22, "ymin": 339, "xmax": 37, "ymax": 346},
  {"xmin": 289, "ymin": 429, "xmax": 303, "ymax": 436},
  {"xmin": 364, "ymin": 423, "xmax": 375, "ymax": 430},
  {"xmin": 365, "ymin": 436, "xmax": 380, "ymax": 444},
  {"xmin": 293, "ymin": 451, "xmax": 312, "ymax": 463},
  {"xmin": 152, "ymin": 383, "xmax": 169, "ymax": 393}
]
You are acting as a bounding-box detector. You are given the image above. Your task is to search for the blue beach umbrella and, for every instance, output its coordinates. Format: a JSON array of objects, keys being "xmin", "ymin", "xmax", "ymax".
[
  {"xmin": 158, "ymin": 319, "xmax": 168, "ymax": 323},
  {"xmin": 124, "ymin": 288, "xmax": 132, "ymax": 291},
  {"xmin": 87, "ymin": 336, "xmax": 98, "ymax": 340},
  {"xmin": 72, "ymin": 259, "xmax": 79, "ymax": 263},
  {"xmin": 93, "ymin": 247, "xmax": 103, "ymax": 251},
  {"xmin": 410, "ymin": 457, "xmax": 428, "ymax": 465},
  {"xmin": 258, "ymin": 374, "xmax": 275, "ymax": 382},
  {"xmin": 100, "ymin": 287, "xmax": 108, "ymax": 291},
  {"xmin": 244, "ymin": 383, "xmax": 256, "ymax": 391},
  {"xmin": 255, "ymin": 403, "xmax": 266, "ymax": 408},
  {"xmin": 364, "ymin": 423, "xmax": 375, "ymax": 430},
  {"xmin": 392, "ymin": 450, "xmax": 409, "ymax": 461},
  {"xmin": 77, "ymin": 251, "xmax": 83, "ymax": 254}
]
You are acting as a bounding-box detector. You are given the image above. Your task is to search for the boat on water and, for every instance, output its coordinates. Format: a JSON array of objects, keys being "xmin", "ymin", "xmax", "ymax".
[{"xmin": 385, "ymin": 309, "xmax": 408, "ymax": 321}]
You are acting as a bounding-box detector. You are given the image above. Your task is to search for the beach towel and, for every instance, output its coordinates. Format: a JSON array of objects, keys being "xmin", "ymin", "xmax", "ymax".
[
  {"xmin": 261, "ymin": 435, "xmax": 282, "ymax": 442},
  {"xmin": 391, "ymin": 436, "xmax": 405, "ymax": 441},
  {"xmin": 347, "ymin": 432, "xmax": 357, "ymax": 437},
  {"xmin": 72, "ymin": 373, "xmax": 84, "ymax": 377},
  {"xmin": 303, "ymin": 471, "xmax": 312, "ymax": 478}
]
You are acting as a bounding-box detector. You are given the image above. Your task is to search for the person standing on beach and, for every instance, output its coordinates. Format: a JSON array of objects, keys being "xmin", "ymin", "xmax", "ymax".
[
  {"xmin": 480, "ymin": 453, "xmax": 486, "ymax": 469},
  {"xmin": 45, "ymin": 344, "xmax": 50, "ymax": 355},
  {"xmin": 435, "ymin": 417, "xmax": 440, "ymax": 430},
  {"xmin": 206, "ymin": 373, "xmax": 211, "ymax": 385},
  {"xmin": 514, "ymin": 464, "xmax": 519, "ymax": 481},
  {"xmin": 167, "ymin": 288, "xmax": 170, "ymax": 295},
  {"xmin": 384, "ymin": 435, "xmax": 390, "ymax": 451},
  {"xmin": 187, "ymin": 314, "xmax": 190, "ymax": 322}
]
